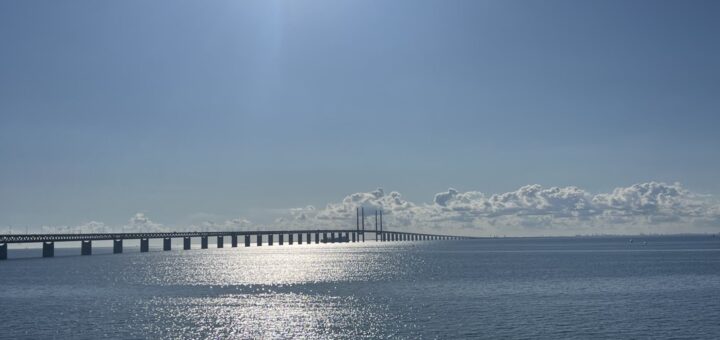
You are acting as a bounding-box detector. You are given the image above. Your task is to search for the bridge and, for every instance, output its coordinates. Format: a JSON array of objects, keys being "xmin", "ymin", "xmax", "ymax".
[{"xmin": 0, "ymin": 209, "xmax": 474, "ymax": 260}]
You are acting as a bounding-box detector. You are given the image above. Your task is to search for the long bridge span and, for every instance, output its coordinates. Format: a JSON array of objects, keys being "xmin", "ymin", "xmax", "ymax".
[
  {"xmin": 0, "ymin": 208, "xmax": 474, "ymax": 260},
  {"xmin": 0, "ymin": 229, "xmax": 473, "ymax": 260}
]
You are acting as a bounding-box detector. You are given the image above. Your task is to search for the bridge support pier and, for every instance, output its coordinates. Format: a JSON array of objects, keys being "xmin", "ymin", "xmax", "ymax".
[
  {"xmin": 245, "ymin": 235, "xmax": 251, "ymax": 247},
  {"xmin": 231, "ymin": 235, "xmax": 238, "ymax": 248},
  {"xmin": 217, "ymin": 236, "xmax": 224, "ymax": 248},
  {"xmin": 315, "ymin": 232, "xmax": 320, "ymax": 244},
  {"xmin": 298, "ymin": 233, "xmax": 303, "ymax": 244},
  {"xmin": 81, "ymin": 240, "xmax": 92, "ymax": 255},
  {"xmin": 289, "ymin": 233, "xmax": 294, "ymax": 245},
  {"xmin": 0, "ymin": 243, "xmax": 6, "ymax": 260},
  {"xmin": 257, "ymin": 234, "xmax": 262, "ymax": 246},
  {"xmin": 331, "ymin": 232, "xmax": 335, "ymax": 243},
  {"xmin": 268, "ymin": 234, "xmax": 274, "ymax": 246},
  {"xmin": 163, "ymin": 238, "xmax": 171, "ymax": 251},
  {"xmin": 183, "ymin": 237, "xmax": 191, "ymax": 250},
  {"xmin": 140, "ymin": 238, "xmax": 149, "ymax": 252},
  {"xmin": 43, "ymin": 241, "xmax": 54, "ymax": 257},
  {"xmin": 352, "ymin": 232, "xmax": 356, "ymax": 242},
  {"xmin": 279, "ymin": 234, "xmax": 284, "ymax": 245},
  {"xmin": 201, "ymin": 236, "xmax": 208, "ymax": 249},
  {"xmin": 114, "ymin": 239, "xmax": 123, "ymax": 253},
  {"xmin": 306, "ymin": 232, "xmax": 311, "ymax": 244}
]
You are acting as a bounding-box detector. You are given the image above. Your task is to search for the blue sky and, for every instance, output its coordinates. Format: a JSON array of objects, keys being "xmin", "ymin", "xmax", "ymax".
[{"xmin": 1, "ymin": 0, "xmax": 719, "ymax": 234}]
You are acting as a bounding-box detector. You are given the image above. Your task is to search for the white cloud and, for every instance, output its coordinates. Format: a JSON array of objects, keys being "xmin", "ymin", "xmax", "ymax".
[
  {"xmin": 121, "ymin": 212, "xmax": 169, "ymax": 233},
  {"xmin": 21, "ymin": 182, "xmax": 720, "ymax": 236},
  {"xmin": 40, "ymin": 221, "xmax": 113, "ymax": 234},
  {"xmin": 275, "ymin": 182, "xmax": 720, "ymax": 235}
]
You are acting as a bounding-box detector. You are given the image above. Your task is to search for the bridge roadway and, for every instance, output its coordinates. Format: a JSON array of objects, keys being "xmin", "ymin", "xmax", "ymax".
[{"xmin": 0, "ymin": 230, "xmax": 474, "ymax": 260}]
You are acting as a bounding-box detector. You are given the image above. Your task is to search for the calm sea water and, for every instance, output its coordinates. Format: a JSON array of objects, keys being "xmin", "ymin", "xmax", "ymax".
[{"xmin": 1, "ymin": 236, "xmax": 719, "ymax": 339}]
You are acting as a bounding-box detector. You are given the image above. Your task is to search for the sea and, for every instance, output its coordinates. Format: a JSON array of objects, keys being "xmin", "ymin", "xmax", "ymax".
[{"xmin": 1, "ymin": 235, "xmax": 719, "ymax": 339}]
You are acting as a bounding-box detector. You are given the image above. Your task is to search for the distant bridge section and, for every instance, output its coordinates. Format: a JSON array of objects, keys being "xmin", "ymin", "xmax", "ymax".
[{"xmin": 0, "ymin": 229, "xmax": 474, "ymax": 260}]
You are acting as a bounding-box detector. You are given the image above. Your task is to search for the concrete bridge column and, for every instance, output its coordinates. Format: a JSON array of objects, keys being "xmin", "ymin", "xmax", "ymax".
[
  {"xmin": 330, "ymin": 232, "xmax": 336, "ymax": 243},
  {"xmin": 114, "ymin": 239, "xmax": 123, "ymax": 253},
  {"xmin": 43, "ymin": 241, "xmax": 54, "ymax": 257},
  {"xmin": 81, "ymin": 240, "xmax": 92, "ymax": 256},
  {"xmin": 245, "ymin": 235, "xmax": 251, "ymax": 247},
  {"xmin": 257, "ymin": 234, "xmax": 262, "ymax": 246},
  {"xmin": 315, "ymin": 232, "xmax": 320, "ymax": 244},
  {"xmin": 306, "ymin": 232, "xmax": 311, "ymax": 244},
  {"xmin": 0, "ymin": 243, "xmax": 6, "ymax": 260},
  {"xmin": 289, "ymin": 233, "xmax": 294, "ymax": 245},
  {"xmin": 232, "ymin": 235, "xmax": 238, "ymax": 247},
  {"xmin": 352, "ymin": 232, "xmax": 356, "ymax": 242},
  {"xmin": 140, "ymin": 238, "xmax": 149, "ymax": 252},
  {"xmin": 298, "ymin": 233, "xmax": 303, "ymax": 244},
  {"xmin": 163, "ymin": 238, "xmax": 172, "ymax": 251},
  {"xmin": 217, "ymin": 236, "xmax": 224, "ymax": 248},
  {"xmin": 279, "ymin": 234, "xmax": 284, "ymax": 245},
  {"xmin": 183, "ymin": 237, "xmax": 191, "ymax": 250},
  {"xmin": 268, "ymin": 234, "xmax": 274, "ymax": 246},
  {"xmin": 201, "ymin": 236, "xmax": 208, "ymax": 249}
]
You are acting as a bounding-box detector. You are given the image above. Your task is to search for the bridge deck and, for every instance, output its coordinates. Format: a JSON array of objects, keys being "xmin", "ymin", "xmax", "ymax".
[{"xmin": 0, "ymin": 230, "xmax": 474, "ymax": 244}]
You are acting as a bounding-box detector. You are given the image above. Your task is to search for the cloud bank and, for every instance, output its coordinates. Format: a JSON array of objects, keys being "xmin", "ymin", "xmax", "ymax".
[
  {"xmin": 277, "ymin": 182, "xmax": 720, "ymax": 236},
  {"xmin": 13, "ymin": 182, "xmax": 719, "ymax": 236}
]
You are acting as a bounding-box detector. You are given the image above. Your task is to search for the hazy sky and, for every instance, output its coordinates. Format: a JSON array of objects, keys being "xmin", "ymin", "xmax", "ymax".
[{"xmin": 1, "ymin": 0, "xmax": 719, "ymax": 234}]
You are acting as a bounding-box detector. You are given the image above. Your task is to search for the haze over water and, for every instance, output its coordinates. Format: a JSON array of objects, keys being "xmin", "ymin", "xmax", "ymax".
[{"xmin": 1, "ymin": 236, "xmax": 718, "ymax": 339}]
